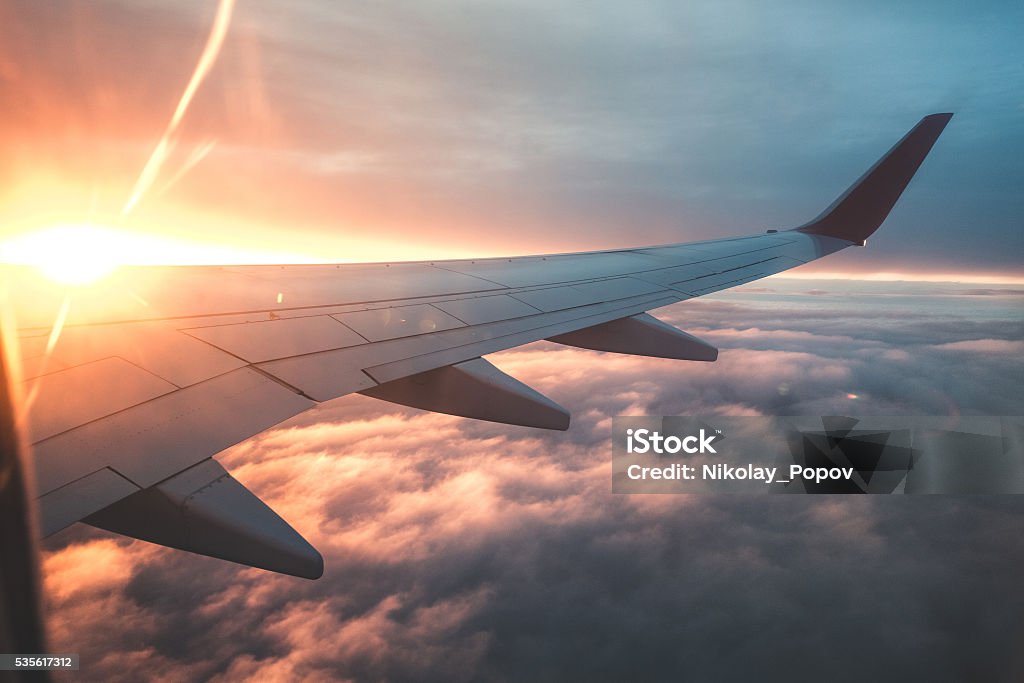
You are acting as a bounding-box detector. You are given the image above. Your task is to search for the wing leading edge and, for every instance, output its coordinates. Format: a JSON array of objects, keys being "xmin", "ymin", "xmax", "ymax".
[{"xmin": 18, "ymin": 114, "xmax": 952, "ymax": 577}]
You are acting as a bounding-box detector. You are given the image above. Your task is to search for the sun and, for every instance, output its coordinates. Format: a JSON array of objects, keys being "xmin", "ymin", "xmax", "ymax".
[
  {"xmin": 0, "ymin": 224, "xmax": 123, "ymax": 285},
  {"xmin": 0, "ymin": 223, "xmax": 325, "ymax": 285}
]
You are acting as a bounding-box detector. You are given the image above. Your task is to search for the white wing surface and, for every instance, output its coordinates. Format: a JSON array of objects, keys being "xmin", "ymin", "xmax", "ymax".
[{"xmin": 9, "ymin": 114, "xmax": 952, "ymax": 578}]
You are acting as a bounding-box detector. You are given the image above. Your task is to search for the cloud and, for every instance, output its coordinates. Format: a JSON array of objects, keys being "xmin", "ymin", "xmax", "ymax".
[
  {"xmin": 932, "ymin": 339, "xmax": 1024, "ymax": 355},
  {"xmin": 40, "ymin": 280, "xmax": 1024, "ymax": 682}
]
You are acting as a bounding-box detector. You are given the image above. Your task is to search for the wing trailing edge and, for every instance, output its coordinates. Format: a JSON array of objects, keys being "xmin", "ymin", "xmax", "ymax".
[
  {"xmin": 360, "ymin": 357, "xmax": 570, "ymax": 431},
  {"xmin": 794, "ymin": 112, "xmax": 952, "ymax": 244},
  {"xmin": 84, "ymin": 459, "xmax": 323, "ymax": 579},
  {"xmin": 547, "ymin": 313, "xmax": 718, "ymax": 361}
]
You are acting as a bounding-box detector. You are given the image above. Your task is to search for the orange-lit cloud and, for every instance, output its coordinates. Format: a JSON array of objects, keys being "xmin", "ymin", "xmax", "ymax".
[
  {"xmin": 36, "ymin": 281, "xmax": 1024, "ymax": 681},
  {"xmin": 932, "ymin": 339, "xmax": 1024, "ymax": 355}
]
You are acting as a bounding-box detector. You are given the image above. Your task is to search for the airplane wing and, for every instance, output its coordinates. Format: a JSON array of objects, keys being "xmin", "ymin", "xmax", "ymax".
[{"xmin": 9, "ymin": 113, "xmax": 952, "ymax": 578}]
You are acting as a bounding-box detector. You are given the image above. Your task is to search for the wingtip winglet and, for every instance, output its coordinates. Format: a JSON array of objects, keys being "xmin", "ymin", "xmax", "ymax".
[{"xmin": 794, "ymin": 112, "xmax": 953, "ymax": 244}]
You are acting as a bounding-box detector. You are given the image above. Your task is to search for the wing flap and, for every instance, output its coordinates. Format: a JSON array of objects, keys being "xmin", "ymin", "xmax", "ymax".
[
  {"xmin": 40, "ymin": 322, "xmax": 247, "ymax": 388},
  {"xmin": 359, "ymin": 292, "xmax": 680, "ymax": 385},
  {"xmin": 37, "ymin": 467, "xmax": 141, "ymax": 536},
  {"xmin": 84, "ymin": 459, "xmax": 323, "ymax": 579},
  {"xmin": 360, "ymin": 357, "xmax": 569, "ymax": 430},
  {"xmin": 25, "ymin": 357, "xmax": 177, "ymax": 443},
  {"xmin": 255, "ymin": 290, "xmax": 679, "ymax": 400},
  {"xmin": 33, "ymin": 367, "xmax": 314, "ymax": 496}
]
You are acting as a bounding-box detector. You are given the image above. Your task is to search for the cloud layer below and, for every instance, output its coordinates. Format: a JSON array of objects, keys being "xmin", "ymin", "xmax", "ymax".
[{"xmin": 40, "ymin": 279, "xmax": 1024, "ymax": 682}]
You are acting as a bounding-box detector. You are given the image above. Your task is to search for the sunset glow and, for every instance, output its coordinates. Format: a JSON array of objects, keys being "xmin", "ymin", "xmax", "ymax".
[
  {"xmin": 4, "ymin": 1, "xmax": 1020, "ymax": 680},
  {"xmin": 0, "ymin": 224, "xmax": 320, "ymax": 285},
  {"xmin": 2, "ymin": 222, "xmax": 1018, "ymax": 289},
  {"xmin": 0, "ymin": 225, "xmax": 123, "ymax": 285}
]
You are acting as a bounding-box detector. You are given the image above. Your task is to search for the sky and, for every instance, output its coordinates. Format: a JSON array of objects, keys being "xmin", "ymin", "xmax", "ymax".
[
  {"xmin": 0, "ymin": 0, "xmax": 1022, "ymax": 276},
  {"xmin": 40, "ymin": 280, "xmax": 1024, "ymax": 681},
  {"xmin": 2, "ymin": 2, "xmax": 1022, "ymax": 681}
]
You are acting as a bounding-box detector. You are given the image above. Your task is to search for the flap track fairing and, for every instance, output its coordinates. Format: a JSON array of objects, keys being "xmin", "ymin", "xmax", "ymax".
[
  {"xmin": 360, "ymin": 357, "xmax": 570, "ymax": 431},
  {"xmin": 547, "ymin": 313, "xmax": 718, "ymax": 361}
]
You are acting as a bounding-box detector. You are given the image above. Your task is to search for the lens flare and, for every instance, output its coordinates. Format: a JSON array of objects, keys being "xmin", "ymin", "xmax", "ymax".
[{"xmin": 122, "ymin": 0, "xmax": 235, "ymax": 214}]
